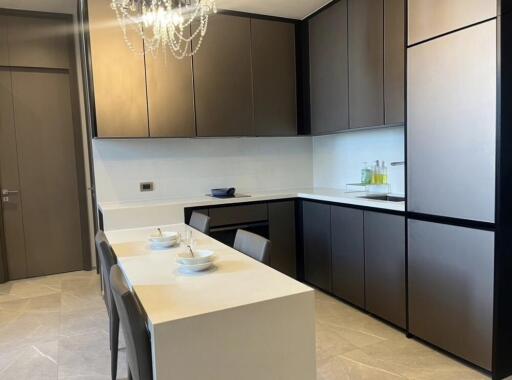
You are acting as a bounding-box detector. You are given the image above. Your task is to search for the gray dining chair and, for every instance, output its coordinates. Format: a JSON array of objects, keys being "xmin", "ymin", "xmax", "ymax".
[
  {"xmin": 233, "ymin": 229, "xmax": 271, "ymax": 265},
  {"xmin": 189, "ymin": 211, "xmax": 211, "ymax": 235},
  {"xmin": 95, "ymin": 231, "xmax": 119, "ymax": 380},
  {"xmin": 110, "ymin": 265, "xmax": 153, "ymax": 380}
]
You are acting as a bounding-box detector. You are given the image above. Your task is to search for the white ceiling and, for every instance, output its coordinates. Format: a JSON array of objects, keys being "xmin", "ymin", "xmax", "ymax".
[
  {"xmin": 0, "ymin": 0, "xmax": 332, "ymax": 20},
  {"xmin": 216, "ymin": 0, "xmax": 332, "ymax": 19}
]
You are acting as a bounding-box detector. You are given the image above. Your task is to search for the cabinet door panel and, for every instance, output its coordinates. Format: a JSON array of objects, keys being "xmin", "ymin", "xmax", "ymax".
[
  {"xmin": 407, "ymin": 21, "xmax": 496, "ymax": 222},
  {"xmin": 408, "ymin": 0, "xmax": 497, "ymax": 45},
  {"xmin": 331, "ymin": 206, "xmax": 364, "ymax": 307},
  {"xmin": 252, "ymin": 19, "xmax": 296, "ymax": 136},
  {"xmin": 302, "ymin": 201, "xmax": 331, "ymax": 291},
  {"xmin": 309, "ymin": 0, "xmax": 349, "ymax": 134},
  {"xmin": 364, "ymin": 212, "xmax": 405, "ymax": 328},
  {"xmin": 408, "ymin": 220, "xmax": 494, "ymax": 370},
  {"xmin": 269, "ymin": 201, "xmax": 297, "ymax": 278},
  {"xmin": 194, "ymin": 15, "xmax": 253, "ymax": 137},
  {"xmin": 348, "ymin": 0, "xmax": 384, "ymax": 129},
  {"xmin": 88, "ymin": 0, "xmax": 149, "ymax": 137},
  {"xmin": 7, "ymin": 15, "xmax": 70, "ymax": 69},
  {"xmin": 146, "ymin": 34, "xmax": 195, "ymax": 137},
  {"xmin": 384, "ymin": 0, "xmax": 405, "ymax": 124}
]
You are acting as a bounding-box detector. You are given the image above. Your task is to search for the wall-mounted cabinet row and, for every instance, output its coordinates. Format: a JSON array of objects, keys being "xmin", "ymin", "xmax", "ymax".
[
  {"xmin": 302, "ymin": 201, "xmax": 405, "ymax": 328},
  {"xmin": 87, "ymin": 0, "xmax": 297, "ymax": 138},
  {"xmin": 309, "ymin": 0, "xmax": 405, "ymax": 134}
]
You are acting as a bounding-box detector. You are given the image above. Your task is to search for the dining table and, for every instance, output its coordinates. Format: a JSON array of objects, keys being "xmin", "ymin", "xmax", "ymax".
[{"xmin": 105, "ymin": 223, "xmax": 316, "ymax": 380}]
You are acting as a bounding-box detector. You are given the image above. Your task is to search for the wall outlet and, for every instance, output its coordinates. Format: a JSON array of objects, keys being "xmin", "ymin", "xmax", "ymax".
[{"xmin": 140, "ymin": 182, "xmax": 154, "ymax": 192}]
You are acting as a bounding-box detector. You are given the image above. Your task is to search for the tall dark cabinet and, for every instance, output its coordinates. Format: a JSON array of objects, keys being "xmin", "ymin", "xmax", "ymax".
[
  {"xmin": 145, "ymin": 40, "xmax": 196, "ymax": 137},
  {"xmin": 384, "ymin": 0, "xmax": 405, "ymax": 124},
  {"xmin": 331, "ymin": 206, "xmax": 364, "ymax": 308},
  {"xmin": 268, "ymin": 201, "xmax": 297, "ymax": 277},
  {"xmin": 302, "ymin": 201, "xmax": 331, "ymax": 291},
  {"xmin": 348, "ymin": 0, "xmax": 384, "ymax": 129},
  {"xmin": 252, "ymin": 19, "xmax": 297, "ymax": 136},
  {"xmin": 193, "ymin": 14, "xmax": 253, "ymax": 137},
  {"xmin": 0, "ymin": 16, "xmax": 8, "ymax": 66},
  {"xmin": 308, "ymin": 0, "xmax": 349, "ymax": 135}
]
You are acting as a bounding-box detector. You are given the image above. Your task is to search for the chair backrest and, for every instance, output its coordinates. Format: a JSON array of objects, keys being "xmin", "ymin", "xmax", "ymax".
[
  {"xmin": 233, "ymin": 229, "xmax": 271, "ymax": 265},
  {"xmin": 189, "ymin": 211, "xmax": 211, "ymax": 235},
  {"xmin": 95, "ymin": 230, "xmax": 117, "ymax": 313},
  {"xmin": 110, "ymin": 265, "xmax": 153, "ymax": 380}
]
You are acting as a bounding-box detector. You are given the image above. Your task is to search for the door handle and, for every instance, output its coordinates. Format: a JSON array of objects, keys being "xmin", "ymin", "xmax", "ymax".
[{"xmin": 1, "ymin": 189, "xmax": 19, "ymax": 196}]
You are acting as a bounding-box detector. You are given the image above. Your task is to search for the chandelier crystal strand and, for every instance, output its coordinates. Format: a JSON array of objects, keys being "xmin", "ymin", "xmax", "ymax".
[{"xmin": 110, "ymin": 0, "xmax": 216, "ymax": 59}]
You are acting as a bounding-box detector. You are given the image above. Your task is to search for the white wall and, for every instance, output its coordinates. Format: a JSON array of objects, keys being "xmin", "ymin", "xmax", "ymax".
[
  {"xmin": 313, "ymin": 126, "xmax": 405, "ymax": 195},
  {"xmin": 93, "ymin": 137, "xmax": 313, "ymax": 203}
]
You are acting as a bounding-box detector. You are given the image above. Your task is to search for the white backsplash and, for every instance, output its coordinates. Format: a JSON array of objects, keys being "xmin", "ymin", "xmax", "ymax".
[
  {"xmin": 93, "ymin": 137, "xmax": 313, "ymax": 203},
  {"xmin": 93, "ymin": 127, "xmax": 405, "ymax": 204},
  {"xmin": 312, "ymin": 126, "xmax": 405, "ymax": 195}
]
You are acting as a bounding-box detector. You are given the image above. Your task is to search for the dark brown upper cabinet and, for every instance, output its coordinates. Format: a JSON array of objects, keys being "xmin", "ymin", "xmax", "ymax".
[
  {"xmin": 348, "ymin": 0, "xmax": 384, "ymax": 129},
  {"xmin": 88, "ymin": 0, "xmax": 149, "ymax": 138},
  {"xmin": 251, "ymin": 19, "xmax": 297, "ymax": 136},
  {"xmin": 0, "ymin": 16, "xmax": 8, "ymax": 66},
  {"xmin": 309, "ymin": 0, "xmax": 349, "ymax": 135},
  {"xmin": 6, "ymin": 15, "xmax": 70, "ymax": 69},
  {"xmin": 145, "ymin": 35, "xmax": 196, "ymax": 137},
  {"xmin": 384, "ymin": 0, "xmax": 405, "ymax": 125},
  {"xmin": 193, "ymin": 14, "xmax": 253, "ymax": 137}
]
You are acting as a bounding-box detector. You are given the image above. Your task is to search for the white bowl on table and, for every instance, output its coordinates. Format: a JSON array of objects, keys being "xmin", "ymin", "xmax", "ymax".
[
  {"xmin": 177, "ymin": 250, "xmax": 215, "ymax": 272},
  {"xmin": 148, "ymin": 231, "xmax": 179, "ymax": 249}
]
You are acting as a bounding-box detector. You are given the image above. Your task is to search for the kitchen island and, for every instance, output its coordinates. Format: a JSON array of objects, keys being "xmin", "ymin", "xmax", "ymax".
[{"xmin": 106, "ymin": 223, "xmax": 316, "ymax": 380}]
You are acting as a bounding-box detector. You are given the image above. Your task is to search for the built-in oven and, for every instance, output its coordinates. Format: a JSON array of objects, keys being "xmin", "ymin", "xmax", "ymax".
[
  {"xmin": 185, "ymin": 202, "xmax": 269, "ymax": 248},
  {"xmin": 210, "ymin": 221, "xmax": 269, "ymax": 247}
]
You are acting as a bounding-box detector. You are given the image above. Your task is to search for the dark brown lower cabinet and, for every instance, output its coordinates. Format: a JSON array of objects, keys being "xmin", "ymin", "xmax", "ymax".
[
  {"xmin": 269, "ymin": 201, "xmax": 297, "ymax": 278},
  {"xmin": 331, "ymin": 206, "xmax": 364, "ymax": 308},
  {"xmin": 302, "ymin": 201, "xmax": 331, "ymax": 291},
  {"xmin": 364, "ymin": 212, "xmax": 405, "ymax": 328}
]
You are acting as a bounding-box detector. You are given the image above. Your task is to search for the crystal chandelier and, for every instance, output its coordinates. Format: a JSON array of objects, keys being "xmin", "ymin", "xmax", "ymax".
[{"xmin": 111, "ymin": 0, "xmax": 217, "ymax": 59}]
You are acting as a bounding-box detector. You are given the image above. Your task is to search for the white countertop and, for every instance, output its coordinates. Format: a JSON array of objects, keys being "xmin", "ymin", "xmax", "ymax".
[
  {"xmin": 99, "ymin": 188, "xmax": 405, "ymax": 230},
  {"xmin": 107, "ymin": 223, "xmax": 313, "ymax": 325}
]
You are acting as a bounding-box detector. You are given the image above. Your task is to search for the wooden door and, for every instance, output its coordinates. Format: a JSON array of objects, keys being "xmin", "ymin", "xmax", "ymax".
[
  {"xmin": 88, "ymin": 0, "xmax": 149, "ymax": 137},
  {"xmin": 384, "ymin": 0, "xmax": 405, "ymax": 124},
  {"xmin": 0, "ymin": 16, "xmax": 8, "ymax": 66},
  {"xmin": 0, "ymin": 69, "xmax": 27, "ymax": 279},
  {"xmin": 309, "ymin": 0, "xmax": 349, "ymax": 134},
  {"xmin": 6, "ymin": 15, "xmax": 70, "ymax": 69},
  {"xmin": 145, "ymin": 31, "xmax": 196, "ymax": 137},
  {"xmin": 193, "ymin": 14, "xmax": 253, "ymax": 137},
  {"xmin": 251, "ymin": 19, "xmax": 297, "ymax": 136},
  {"xmin": 331, "ymin": 206, "xmax": 364, "ymax": 307},
  {"xmin": 302, "ymin": 201, "xmax": 331, "ymax": 291},
  {"xmin": 348, "ymin": 0, "xmax": 384, "ymax": 129}
]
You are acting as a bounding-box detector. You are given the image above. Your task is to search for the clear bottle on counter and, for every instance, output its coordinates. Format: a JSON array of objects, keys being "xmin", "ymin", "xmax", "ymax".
[
  {"xmin": 381, "ymin": 161, "xmax": 388, "ymax": 184},
  {"xmin": 372, "ymin": 160, "xmax": 380, "ymax": 184},
  {"xmin": 361, "ymin": 162, "xmax": 372, "ymax": 185}
]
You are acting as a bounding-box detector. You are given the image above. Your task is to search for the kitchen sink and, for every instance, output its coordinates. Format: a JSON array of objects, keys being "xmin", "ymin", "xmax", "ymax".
[{"xmin": 358, "ymin": 194, "xmax": 406, "ymax": 202}]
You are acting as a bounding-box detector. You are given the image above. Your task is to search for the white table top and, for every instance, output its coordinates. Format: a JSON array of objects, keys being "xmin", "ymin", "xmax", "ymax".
[{"xmin": 107, "ymin": 224, "xmax": 313, "ymax": 326}]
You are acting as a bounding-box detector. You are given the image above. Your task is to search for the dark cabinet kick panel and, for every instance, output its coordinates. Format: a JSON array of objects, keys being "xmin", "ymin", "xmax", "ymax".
[
  {"xmin": 302, "ymin": 201, "xmax": 331, "ymax": 291},
  {"xmin": 331, "ymin": 206, "xmax": 364, "ymax": 308},
  {"xmin": 348, "ymin": 0, "xmax": 384, "ymax": 129},
  {"xmin": 252, "ymin": 19, "xmax": 297, "ymax": 136},
  {"xmin": 193, "ymin": 14, "xmax": 253, "ymax": 137},
  {"xmin": 364, "ymin": 212, "xmax": 405, "ymax": 328},
  {"xmin": 145, "ymin": 29, "xmax": 196, "ymax": 137},
  {"xmin": 309, "ymin": 0, "xmax": 349, "ymax": 134}
]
